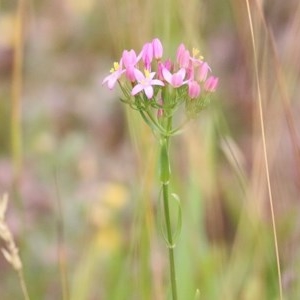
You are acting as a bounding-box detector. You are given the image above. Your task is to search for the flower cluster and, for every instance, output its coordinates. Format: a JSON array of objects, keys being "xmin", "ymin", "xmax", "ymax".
[{"xmin": 102, "ymin": 38, "xmax": 218, "ymax": 128}]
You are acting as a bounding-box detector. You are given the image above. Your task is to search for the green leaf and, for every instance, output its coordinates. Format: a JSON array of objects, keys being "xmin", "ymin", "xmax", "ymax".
[{"xmin": 170, "ymin": 193, "xmax": 182, "ymax": 242}]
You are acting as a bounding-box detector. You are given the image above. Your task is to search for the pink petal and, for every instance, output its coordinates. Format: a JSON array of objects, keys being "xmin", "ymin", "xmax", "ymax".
[
  {"xmin": 107, "ymin": 77, "xmax": 118, "ymax": 89},
  {"xmin": 177, "ymin": 68, "xmax": 186, "ymax": 80},
  {"xmin": 144, "ymin": 86, "xmax": 154, "ymax": 99},
  {"xmin": 151, "ymin": 79, "xmax": 164, "ymax": 86},
  {"xmin": 171, "ymin": 74, "xmax": 183, "ymax": 87},
  {"xmin": 162, "ymin": 68, "xmax": 172, "ymax": 84},
  {"xmin": 132, "ymin": 84, "xmax": 144, "ymax": 95},
  {"xmin": 149, "ymin": 72, "xmax": 156, "ymax": 80},
  {"xmin": 102, "ymin": 73, "xmax": 117, "ymax": 89},
  {"xmin": 133, "ymin": 69, "xmax": 145, "ymax": 82}
]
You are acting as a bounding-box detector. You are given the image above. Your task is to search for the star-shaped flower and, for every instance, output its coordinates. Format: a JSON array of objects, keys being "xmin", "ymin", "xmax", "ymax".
[
  {"xmin": 131, "ymin": 69, "xmax": 164, "ymax": 99},
  {"xmin": 102, "ymin": 61, "xmax": 125, "ymax": 89}
]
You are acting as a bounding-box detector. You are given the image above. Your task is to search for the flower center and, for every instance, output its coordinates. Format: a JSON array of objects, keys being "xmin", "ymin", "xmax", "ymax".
[{"xmin": 144, "ymin": 69, "xmax": 150, "ymax": 78}]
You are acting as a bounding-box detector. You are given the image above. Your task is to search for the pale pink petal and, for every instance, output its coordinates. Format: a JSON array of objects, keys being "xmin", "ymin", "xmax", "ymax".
[
  {"xmin": 132, "ymin": 84, "xmax": 144, "ymax": 95},
  {"xmin": 171, "ymin": 74, "xmax": 183, "ymax": 87},
  {"xmin": 177, "ymin": 68, "xmax": 186, "ymax": 80},
  {"xmin": 144, "ymin": 86, "xmax": 154, "ymax": 99},
  {"xmin": 151, "ymin": 79, "xmax": 164, "ymax": 86},
  {"xmin": 102, "ymin": 73, "xmax": 117, "ymax": 89},
  {"xmin": 149, "ymin": 72, "xmax": 156, "ymax": 80},
  {"xmin": 134, "ymin": 69, "xmax": 145, "ymax": 82},
  {"xmin": 162, "ymin": 68, "xmax": 172, "ymax": 84},
  {"xmin": 107, "ymin": 76, "xmax": 118, "ymax": 89}
]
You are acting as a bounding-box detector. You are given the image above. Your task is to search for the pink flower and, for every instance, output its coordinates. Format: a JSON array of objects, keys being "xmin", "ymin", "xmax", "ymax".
[
  {"xmin": 204, "ymin": 76, "xmax": 218, "ymax": 92},
  {"xmin": 102, "ymin": 61, "xmax": 125, "ymax": 89},
  {"xmin": 176, "ymin": 43, "xmax": 190, "ymax": 68},
  {"xmin": 188, "ymin": 81, "xmax": 201, "ymax": 98},
  {"xmin": 131, "ymin": 69, "xmax": 164, "ymax": 99},
  {"xmin": 122, "ymin": 49, "xmax": 141, "ymax": 81},
  {"xmin": 152, "ymin": 38, "xmax": 163, "ymax": 59},
  {"xmin": 142, "ymin": 42, "xmax": 153, "ymax": 70},
  {"xmin": 162, "ymin": 68, "xmax": 187, "ymax": 88}
]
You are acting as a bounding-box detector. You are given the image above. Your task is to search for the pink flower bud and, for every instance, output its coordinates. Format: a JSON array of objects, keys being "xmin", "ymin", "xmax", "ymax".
[
  {"xmin": 197, "ymin": 62, "xmax": 211, "ymax": 82},
  {"xmin": 157, "ymin": 98, "xmax": 164, "ymax": 118},
  {"xmin": 176, "ymin": 43, "xmax": 190, "ymax": 68},
  {"xmin": 152, "ymin": 38, "xmax": 163, "ymax": 59},
  {"xmin": 122, "ymin": 50, "xmax": 139, "ymax": 81},
  {"xmin": 188, "ymin": 81, "xmax": 201, "ymax": 98},
  {"xmin": 176, "ymin": 44, "xmax": 185, "ymax": 62},
  {"xmin": 122, "ymin": 50, "xmax": 137, "ymax": 67},
  {"xmin": 204, "ymin": 76, "xmax": 218, "ymax": 92},
  {"xmin": 142, "ymin": 42, "xmax": 153, "ymax": 70}
]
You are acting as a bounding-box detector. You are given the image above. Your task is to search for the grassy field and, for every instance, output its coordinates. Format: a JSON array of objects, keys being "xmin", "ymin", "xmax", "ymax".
[{"xmin": 0, "ymin": 0, "xmax": 300, "ymax": 299}]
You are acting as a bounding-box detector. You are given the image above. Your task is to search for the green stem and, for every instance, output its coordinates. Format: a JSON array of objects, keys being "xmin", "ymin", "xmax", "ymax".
[
  {"xmin": 162, "ymin": 181, "xmax": 178, "ymax": 300},
  {"xmin": 160, "ymin": 132, "xmax": 178, "ymax": 300}
]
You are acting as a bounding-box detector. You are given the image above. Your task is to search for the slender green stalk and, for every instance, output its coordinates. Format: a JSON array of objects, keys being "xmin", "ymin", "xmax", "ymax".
[
  {"xmin": 162, "ymin": 180, "xmax": 178, "ymax": 300},
  {"xmin": 160, "ymin": 131, "xmax": 178, "ymax": 300},
  {"xmin": 11, "ymin": 0, "xmax": 25, "ymax": 178}
]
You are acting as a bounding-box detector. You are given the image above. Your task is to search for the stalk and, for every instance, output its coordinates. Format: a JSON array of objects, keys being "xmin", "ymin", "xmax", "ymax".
[{"xmin": 160, "ymin": 121, "xmax": 178, "ymax": 300}]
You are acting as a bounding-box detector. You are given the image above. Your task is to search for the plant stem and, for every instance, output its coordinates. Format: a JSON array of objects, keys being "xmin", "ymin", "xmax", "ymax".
[
  {"xmin": 160, "ymin": 132, "xmax": 178, "ymax": 300},
  {"xmin": 17, "ymin": 269, "xmax": 31, "ymax": 300},
  {"xmin": 162, "ymin": 181, "xmax": 178, "ymax": 300}
]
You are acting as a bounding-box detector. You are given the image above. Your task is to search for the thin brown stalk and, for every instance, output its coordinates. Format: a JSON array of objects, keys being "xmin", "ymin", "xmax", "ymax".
[
  {"xmin": 253, "ymin": 0, "xmax": 300, "ymax": 188},
  {"xmin": 245, "ymin": 1, "xmax": 283, "ymax": 299}
]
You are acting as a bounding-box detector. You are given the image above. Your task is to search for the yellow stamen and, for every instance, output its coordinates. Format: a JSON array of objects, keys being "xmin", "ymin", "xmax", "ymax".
[
  {"xmin": 144, "ymin": 69, "xmax": 150, "ymax": 78},
  {"xmin": 110, "ymin": 62, "xmax": 120, "ymax": 73},
  {"xmin": 192, "ymin": 47, "xmax": 204, "ymax": 60},
  {"xmin": 192, "ymin": 47, "xmax": 199, "ymax": 57}
]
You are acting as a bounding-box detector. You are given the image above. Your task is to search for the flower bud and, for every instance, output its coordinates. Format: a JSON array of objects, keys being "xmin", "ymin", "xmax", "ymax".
[
  {"xmin": 142, "ymin": 42, "xmax": 153, "ymax": 70},
  {"xmin": 152, "ymin": 38, "xmax": 163, "ymax": 59},
  {"xmin": 197, "ymin": 62, "xmax": 210, "ymax": 82},
  {"xmin": 188, "ymin": 81, "xmax": 201, "ymax": 99},
  {"xmin": 204, "ymin": 76, "xmax": 218, "ymax": 92}
]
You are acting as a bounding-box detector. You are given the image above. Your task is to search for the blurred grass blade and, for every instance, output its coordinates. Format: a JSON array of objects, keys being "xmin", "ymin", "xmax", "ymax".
[
  {"xmin": 11, "ymin": 0, "xmax": 26, "ymax": 178},
  {"xmin": 245, "ymin": 1, "xmax": 283, "ymax": 299}
]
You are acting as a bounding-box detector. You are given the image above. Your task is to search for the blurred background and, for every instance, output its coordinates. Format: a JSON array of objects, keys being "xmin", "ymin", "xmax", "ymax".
[{"xmin": 0, "ymin": 0, "xmax": 300, "ymax": 299}]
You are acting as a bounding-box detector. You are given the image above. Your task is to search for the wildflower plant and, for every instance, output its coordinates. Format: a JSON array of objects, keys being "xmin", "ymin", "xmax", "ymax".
[{"xmin": 102, "ymin": 38, "xmax": 218, "ymax": 299}]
